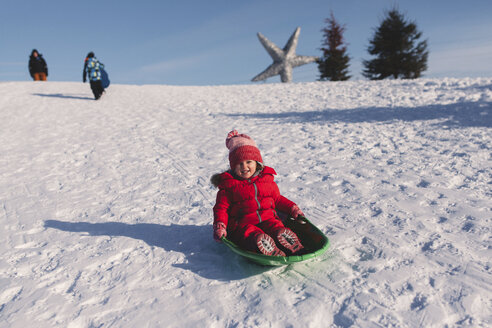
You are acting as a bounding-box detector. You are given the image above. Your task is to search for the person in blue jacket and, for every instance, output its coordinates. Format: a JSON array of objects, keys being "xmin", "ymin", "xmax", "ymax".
[{"xmin": 83, "ymin": 52, "xmax": 105, "ymax": 100}]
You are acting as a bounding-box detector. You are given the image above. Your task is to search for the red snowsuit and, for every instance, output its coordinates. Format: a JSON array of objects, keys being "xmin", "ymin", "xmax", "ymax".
[{"xmin": 213, "ymin": 166, "xmax": 296, "ymax": 249}]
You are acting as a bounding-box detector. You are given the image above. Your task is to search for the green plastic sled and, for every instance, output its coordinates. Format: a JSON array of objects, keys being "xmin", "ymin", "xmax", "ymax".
[{"xmin": 221, "ymin": 216, "xmax": 329, "ymax": 266}]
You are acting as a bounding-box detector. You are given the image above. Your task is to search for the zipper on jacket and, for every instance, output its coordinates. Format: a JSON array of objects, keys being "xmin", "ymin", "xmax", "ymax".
[{"xmin": 251, "ymin": 180, "xmax": 262, "ymax": 223}]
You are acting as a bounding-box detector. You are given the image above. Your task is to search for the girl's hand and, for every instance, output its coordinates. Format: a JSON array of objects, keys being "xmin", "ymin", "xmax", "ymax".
[
  {"xmin": 290, "ymin": 204, "xmax": 305, "ymax": 219},
  {"xmin": 213, "ymin": 222, "xmax": 227, "ymax": 242}
]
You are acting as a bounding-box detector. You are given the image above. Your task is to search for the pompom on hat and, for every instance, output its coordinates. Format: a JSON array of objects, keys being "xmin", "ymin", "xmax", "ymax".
[{"xmin": 226, "ymin": 130, "xmax": 263, "ymax": 169}]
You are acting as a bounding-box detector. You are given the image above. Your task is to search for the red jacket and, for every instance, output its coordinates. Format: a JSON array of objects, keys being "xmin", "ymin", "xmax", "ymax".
[{"xmin": 213, "ymin": 166, "xmax": 295, "ymax": 231}]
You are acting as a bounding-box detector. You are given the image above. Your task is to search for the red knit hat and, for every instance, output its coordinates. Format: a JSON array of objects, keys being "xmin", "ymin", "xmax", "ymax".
[{"xmin": 226, "ymin": 130, "xmax": 263, "ymax": 169}]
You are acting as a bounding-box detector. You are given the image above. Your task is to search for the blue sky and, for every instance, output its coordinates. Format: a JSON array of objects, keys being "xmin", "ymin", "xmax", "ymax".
[{"xmin": 1, "ymin": 0, "xmax": 491, "ymax": 85}]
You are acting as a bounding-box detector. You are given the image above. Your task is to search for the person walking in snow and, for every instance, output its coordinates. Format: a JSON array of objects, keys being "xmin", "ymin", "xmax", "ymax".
[
  {"xmin": 83, "ymin": 52, "xmax": 105, "ymax": 100},
  {"xmin": 211, "ymin": 130, "xmax": 305, "ymax": 256},
  {"xmin": 28, "ymin": 49, "xmax": 48, "ymax": 81}
]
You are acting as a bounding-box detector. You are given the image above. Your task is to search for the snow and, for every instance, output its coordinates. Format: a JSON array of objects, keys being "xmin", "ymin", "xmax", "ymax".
[{"xmin": 0, "ymin": 78, "xmax": 491, "ymax": 327}]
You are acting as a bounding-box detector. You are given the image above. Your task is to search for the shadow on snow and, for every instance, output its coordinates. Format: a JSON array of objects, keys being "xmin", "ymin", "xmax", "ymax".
[
  {"xmin": 33, "ymin": 93, "xmax": 93, "ymax": 100},
  {"xmin": 44, "ymin": 219, "xmax": 272, "ymax": 280},
  {"xmin": 222, "ymin": 101, "xmax": 491, "ymax": 129}
]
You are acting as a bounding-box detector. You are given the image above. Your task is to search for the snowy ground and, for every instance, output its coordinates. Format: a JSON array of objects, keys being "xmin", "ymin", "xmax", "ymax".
[{"xmin": 0, "ymin": 78, "xmax": 491, "ymax": 327}]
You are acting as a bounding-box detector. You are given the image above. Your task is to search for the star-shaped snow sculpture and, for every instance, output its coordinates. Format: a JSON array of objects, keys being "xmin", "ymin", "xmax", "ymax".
[{"xmin": 252, "ymin": 27, "xmax": 319, "ymax": 83}]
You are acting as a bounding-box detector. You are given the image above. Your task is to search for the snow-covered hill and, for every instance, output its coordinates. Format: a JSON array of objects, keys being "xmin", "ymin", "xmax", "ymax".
[{"xmin": 1, "ymin": 79, "xmax": 491, "ymax": 327}]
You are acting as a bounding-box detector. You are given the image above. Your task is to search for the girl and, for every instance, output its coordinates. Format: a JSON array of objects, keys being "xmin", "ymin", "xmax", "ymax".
[{"xmin": 211, "ymin": 130, "xmax": 305, "ymax": 256}]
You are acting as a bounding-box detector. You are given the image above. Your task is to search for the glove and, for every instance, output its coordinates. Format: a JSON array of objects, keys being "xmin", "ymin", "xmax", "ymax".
[
  {"xmin": 213, "ymin": 222, "xmax": 227, "ymax": 242},
  {"xmin": 290, "ymin": 204, "xmax": 305, "ymax": 219}
]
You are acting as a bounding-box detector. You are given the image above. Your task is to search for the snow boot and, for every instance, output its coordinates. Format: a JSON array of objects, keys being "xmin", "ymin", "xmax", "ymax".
[
  {"xmin": 256, "ymin": 233, "xmax": 286, "ymax": 257},
  {"xmin": 277, "ymin": 228, "xmax": 304, "ymax": 255}
]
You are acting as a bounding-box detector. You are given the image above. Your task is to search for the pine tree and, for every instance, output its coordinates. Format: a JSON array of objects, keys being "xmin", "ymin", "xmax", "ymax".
[
  {"xmin": 363, "ymin": 9, "xmax": 428, "ymax": 80},
  {"xmin": 318, "ymin": 12, "xmax": 350, "ymax": 81}
]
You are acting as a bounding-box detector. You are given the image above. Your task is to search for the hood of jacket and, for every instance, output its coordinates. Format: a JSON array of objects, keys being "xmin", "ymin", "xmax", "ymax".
[{"xmin": 211, "ymin": 166, "xmax": 277, "ymax": 188}]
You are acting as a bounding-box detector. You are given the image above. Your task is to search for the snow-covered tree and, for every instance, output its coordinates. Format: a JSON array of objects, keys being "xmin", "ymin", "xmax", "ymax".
[
  {"xmin": 363, "ymin": 9, "xmax": 428, "ymax": 80},
  {"xmin": 317, "ymin": 12, "xmax": 350, "ymax": 81}
]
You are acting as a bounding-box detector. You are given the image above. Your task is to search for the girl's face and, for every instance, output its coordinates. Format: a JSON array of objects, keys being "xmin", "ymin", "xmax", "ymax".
[{"xmin": 234, "ymin": 160, "xmax": 257, "ymax": 179}]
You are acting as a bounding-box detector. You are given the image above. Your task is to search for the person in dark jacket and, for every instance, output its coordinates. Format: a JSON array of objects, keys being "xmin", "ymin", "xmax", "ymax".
[
  {"xmin": 28, "ymin": 49, "xmax": 48, "ymax": 81},
  {"xmin": 83, "ymin": 52, "xmax": 105, "ymax": 100}
]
